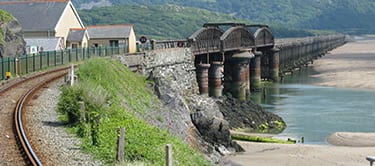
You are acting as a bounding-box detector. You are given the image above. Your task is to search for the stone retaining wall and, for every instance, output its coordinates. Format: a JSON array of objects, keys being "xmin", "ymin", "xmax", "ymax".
[{"xmin": 113, "ymin": 47, "xmax": 192, "ymax": 74}]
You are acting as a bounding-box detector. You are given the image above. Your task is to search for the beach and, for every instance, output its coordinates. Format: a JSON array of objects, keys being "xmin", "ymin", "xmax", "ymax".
[
  {"xmin": 312, "ymin": 39, "xmax": 375, "ymax": 90},
  {"xmin": 224, "ymin": 38, "xmax": 375, "ymax": 166}
]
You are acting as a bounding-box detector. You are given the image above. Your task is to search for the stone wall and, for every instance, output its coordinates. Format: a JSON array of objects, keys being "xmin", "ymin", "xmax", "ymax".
[
  {"xmin": 113, "ymin": 48, "xmax": 192, "ymax": 74},
  {"xmin": 142, "ymin": 47, "xmax": 192, "ymax": 74}
]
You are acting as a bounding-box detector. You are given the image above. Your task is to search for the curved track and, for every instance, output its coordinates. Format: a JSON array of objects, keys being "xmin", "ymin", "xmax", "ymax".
[{"xmin": 0, "ymin": 67, "xmax": 70, "ymax": 165}]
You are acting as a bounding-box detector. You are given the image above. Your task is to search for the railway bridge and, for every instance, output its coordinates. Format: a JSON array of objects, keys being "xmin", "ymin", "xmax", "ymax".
[
  {"xmin": 188, "ymin": 23, "xmax": 346, "ymax": 100},
  {"xmin": 1, "ymin": 23, "xmax": 347, "ymax": 101}
]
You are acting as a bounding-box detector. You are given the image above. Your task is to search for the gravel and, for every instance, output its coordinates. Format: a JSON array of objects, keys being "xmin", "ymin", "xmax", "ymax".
[{"xmin": 26, "ymin": 79, "xmax": 102, "ymax": 166}]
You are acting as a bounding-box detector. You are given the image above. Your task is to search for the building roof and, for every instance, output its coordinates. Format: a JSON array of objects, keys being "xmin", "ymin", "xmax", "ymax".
[
  {"xmin": 67, "ymin": 28, "xmax": 87, "ymax": 42},
  {"xmin": 25, "ymin": 37, "xmax": 63, "ymax": 51},
  {"xmin": 87, "ymin": 24, "xmax": 133, "ymax": 39},
  {"xmin": 0, "ymin": 0, "xmax": 71, "ymax": 32}
]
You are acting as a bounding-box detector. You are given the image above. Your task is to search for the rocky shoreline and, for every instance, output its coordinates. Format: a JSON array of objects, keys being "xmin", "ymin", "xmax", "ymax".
[
  {"xmin": 145, "ymin": 59, "xmax": 286, "ymax": 164},
  {"xmin": 217, "ymin": 95, "xmax": 285, "ymax": 133}
]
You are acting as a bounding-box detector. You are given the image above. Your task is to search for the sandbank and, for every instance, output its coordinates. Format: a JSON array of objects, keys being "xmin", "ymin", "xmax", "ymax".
[{"xmin": 312, "ymin": 39, "xmax": 375, "ymax": 90}]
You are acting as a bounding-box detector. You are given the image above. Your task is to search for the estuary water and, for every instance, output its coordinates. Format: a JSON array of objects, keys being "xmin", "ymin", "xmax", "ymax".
[{"xmin": 251, "ymin": 66, "xmax": 375, "ymax": 144}]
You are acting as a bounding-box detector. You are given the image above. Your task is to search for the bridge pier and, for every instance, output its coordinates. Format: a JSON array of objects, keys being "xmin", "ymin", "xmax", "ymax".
[
  {"xmin": 224, "ymin": 51, "xmax": 253, "ymax": 100},
  {"xmin": 208, "ymin": 61, "xmax": 224, "ymax": 97},
  {"xmin": 196, "ymin": 63, "xmax": 210, "ymax": 96},
  {"xmin": 269, "ymin": 47, "xmax": 280, "ymax": 81},
  {"xmin": 250, "ymin": 51, "xmax": 262, "ymax": 91}
]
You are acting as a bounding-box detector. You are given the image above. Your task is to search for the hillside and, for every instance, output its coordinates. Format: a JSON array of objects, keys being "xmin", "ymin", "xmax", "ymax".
[
  {"xmin": 78, "ymin": 5, "xmax": 316, "ymax": 40},
  {"xmin": 74, "ymin": 0, "xmax": 375, "ymax": 34}
]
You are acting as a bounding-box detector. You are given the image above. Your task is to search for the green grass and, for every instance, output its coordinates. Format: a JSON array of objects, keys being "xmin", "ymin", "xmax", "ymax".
[
  {"xmin": 57, "ymin": 58, "xmax": 210, "ymax": 165},
  {"xmin": 232, "ymin": 134, "xmax": 296, "ymax": 144}
]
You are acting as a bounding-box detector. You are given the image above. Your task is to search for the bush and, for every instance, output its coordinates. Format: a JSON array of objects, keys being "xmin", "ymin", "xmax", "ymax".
[{"xmin": 57, "ymin": 85, "xmax": 83, "ymax": 124}]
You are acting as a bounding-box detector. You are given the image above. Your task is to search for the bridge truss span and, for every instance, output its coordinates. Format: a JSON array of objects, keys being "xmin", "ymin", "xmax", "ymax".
[
  {"xmin": 188, "ymin": 26, "xmax": 224, "ymax": 55},
  {"xmin": 220, "ymin": 26, "xmax": 255, "ymax": 52},
  {"xmin": 254, "ymin": 27, "xmax": 275, "ymax": 48}
]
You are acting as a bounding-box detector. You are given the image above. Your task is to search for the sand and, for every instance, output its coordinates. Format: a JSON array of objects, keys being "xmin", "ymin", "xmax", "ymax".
[
  {"xmin": 312, "ymin": 39, "xmax": 375, "ymax": 90},
  {"xmin": 223, "ymin": 142, "xmax": 375, "ymax": 166},
  {"xmin": 224, "ymin": 38, "xmax": 375, "ymax": 166}
]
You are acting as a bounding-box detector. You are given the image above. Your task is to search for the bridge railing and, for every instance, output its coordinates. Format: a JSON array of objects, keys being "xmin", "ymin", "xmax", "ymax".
[
  {"xmin": 153, "ymin": 39, "xmax": 188, "ymax": 49},
  {"xmin": 139, "ymin": 39, "xmax": 188, "ymax": 51},
  {"xmin": 189, "ymin": 39, "xmax": 221, "ymax": 54},
  {"xmin": 0, "ymin": 46, "xmax": 128, "ymax": 80},
  {"xmin": 276, "ymin": 35, "xmax": 347, "ymax": 72}
]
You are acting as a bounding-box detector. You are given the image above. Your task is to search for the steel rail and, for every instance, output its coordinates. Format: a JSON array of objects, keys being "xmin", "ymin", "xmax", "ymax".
[
  {"xmin": 7, "ymin": 67, "xmax": 72, "ymax": 165},
  {"xmin": 14, "ymin": 71, "xmax": 68, "ymax": 165},
  {"xmin": 0, "ymin": 66, "xmax": 71, "ymax": 94}
]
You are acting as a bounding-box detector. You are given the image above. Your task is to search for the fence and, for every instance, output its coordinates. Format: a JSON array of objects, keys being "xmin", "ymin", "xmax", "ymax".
[
  {"xmin": 1, "ymin": 39, "xmax": 190, "ymax": 81},
  {"xmin": 138, "ymin": 39, "xmax": 188, "ymax": 51},
  {"xmin": 1, "ymin": 46, "xmax": 128, "ymax": 81}
]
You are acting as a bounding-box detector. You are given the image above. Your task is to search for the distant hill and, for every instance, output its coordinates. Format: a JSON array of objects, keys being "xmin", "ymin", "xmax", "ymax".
[
  {"xmin": 74, "ymin": 0, "xmax": 375, "ymax": 34},
  {"xmin": 78, "ymin": 5, "xmax": 318, "ymax": 40}
]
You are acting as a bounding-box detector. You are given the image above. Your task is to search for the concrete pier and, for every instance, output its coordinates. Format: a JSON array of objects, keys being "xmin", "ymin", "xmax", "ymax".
[
  {"xmin": 269, "ymin": 47, "xmax": 280, "ymax": 82},
  {"xmin": 250, "ymin": 51, "xmax": 262, "ymax": 91},
  {"xmin": 227, "ymin": 51, "xmax": 253, "ymax": 100},
  {"xmin": 196, "ymin": 63, "xmax": 210, "ymax": 95},
  {"xmin": 208, "ymin": 61, "xmax": 224, "ymax": 97}
]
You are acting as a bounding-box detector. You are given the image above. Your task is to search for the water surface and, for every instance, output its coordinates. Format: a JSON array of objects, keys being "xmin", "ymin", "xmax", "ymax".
[{"xmin": 252, "ymin": 66, "xmax": 375, "ymax": 144}]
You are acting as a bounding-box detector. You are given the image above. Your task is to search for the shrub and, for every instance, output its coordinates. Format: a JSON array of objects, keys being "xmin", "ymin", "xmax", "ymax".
[{"xmin": 57, "ymin": 85, "xmax": 83, "ymax": 124}]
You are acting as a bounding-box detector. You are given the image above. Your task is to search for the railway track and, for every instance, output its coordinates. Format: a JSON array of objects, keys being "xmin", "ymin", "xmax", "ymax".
[{"xmin": 0, "ymin": 67, "xmax": 71, "ymax": 166}]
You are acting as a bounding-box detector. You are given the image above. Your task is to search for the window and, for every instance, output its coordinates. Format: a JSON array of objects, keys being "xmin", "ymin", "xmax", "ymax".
[
  {"xmin": 72, "ymin": 43, "xmax": 78, "ymax": 48},
  {"xmin": 110, "ymin": 40, "xmax": 119, "ymax": 47}
]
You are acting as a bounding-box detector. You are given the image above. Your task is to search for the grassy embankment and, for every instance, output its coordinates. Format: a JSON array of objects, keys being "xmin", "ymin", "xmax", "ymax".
[{"xmin": 57, "ymin": 58, "xmax": 210, "ymax": 165}]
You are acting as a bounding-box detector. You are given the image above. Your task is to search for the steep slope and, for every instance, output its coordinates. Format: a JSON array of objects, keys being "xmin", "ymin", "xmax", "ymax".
[
  {"xmin": 79, "ymin": 5, "xmax": 247, "ymax": 39},
  {"xmin": 78, "ymin": 5, "xmax": 316, "ymax": 39},
  {"xmin": 74, "ymin": 0, "xmax": 375, "ymax": 34}
]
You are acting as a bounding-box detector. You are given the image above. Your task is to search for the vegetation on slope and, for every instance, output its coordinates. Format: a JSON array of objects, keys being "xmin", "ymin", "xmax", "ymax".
[
  {"xmin": 0, "ymin": 9, "xmax": 14, "ymax": 22},
  {"xmin": 75, "ymin": 0, "xmax": 375, "ymax": 34},
  {"xmin": 79, "ymin": 5, "xmax": 317, "ymax": 39},
  {"xmin": 57, "ymin": 58, "xmax": 209, "ymax": 165},
  {"xmin": 0, "ymin": 10, "xmax": 14, "ymax": 44},
  {"xmin": 79, "ymin": 5, "xmax": 247, "ymax": 39}
]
